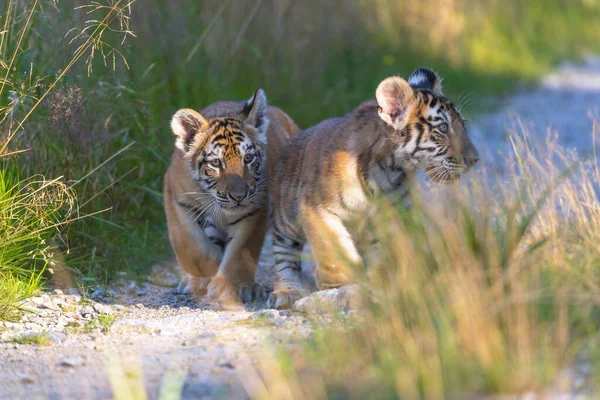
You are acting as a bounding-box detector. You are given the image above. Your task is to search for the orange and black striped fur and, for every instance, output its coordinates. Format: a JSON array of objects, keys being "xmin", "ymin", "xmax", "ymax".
[
  {"xmin": 164, "ymin": 90, "xmax": 299, "ymax": 307},
  {"xmin": 267, "ymin": 69, "xmax": 479, "ymax": 309}
]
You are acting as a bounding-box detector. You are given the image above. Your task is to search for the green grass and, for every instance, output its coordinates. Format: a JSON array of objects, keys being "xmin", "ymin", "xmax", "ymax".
[
  {"xmin": 12, "ymin": 331, "xmax": 50, "ymax": 346},
  {"xmin": 0, "ymin": 163, "xmax": 74, "ymax": 321},
  {"xmin": 85, "ymin": 313, "xmax": 116, "ymax": 334},
  {"xmin": 0, "ymin": 0, "xmax": 599, "ymax": 310}
]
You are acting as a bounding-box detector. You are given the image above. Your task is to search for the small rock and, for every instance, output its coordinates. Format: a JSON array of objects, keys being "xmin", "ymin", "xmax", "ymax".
[
  {"xmin": 113, "ymin": 305, "xmax": 126, "ymax": 311},
  {"xmin": 292, "ymin": 284, "xmax": 362, "ymax": 314},
  {"xmin": 80, "ymin": 306, "xmax": 94, "ymax": 317},
  {"xmin": 39, "ymin": 301, "xmax": 58, "ymax": 311},
  {"xmin": 53, "ymin": 298, "xmax": 66, "ymax": 309},
  {"xmin": 47, "ymin": 332, "xmax": 66, "ymax": 344},
  {"xmin": 182, "ymin": 333, "xmax": 216, "ymax": 346},
  {"xmin": 216, "ymin": 360, "xmax": 235, "ymax": 369},
  {"xmin": 128, "ymin": 281, "xmax": 138, "ymax": 292},
  {"xmin": 62, "ymin": 288, "xmax": 79, "ymax": 296},
  {"xmin": 135, "ymin": 303, "xmax": 144, "ymax": 309},
  {"xmin": 136, "ymin": 283, "xmax": 150, "ymax": 296},
  {"xmin": 92, "ymin": 303, "xmax": 113, "ymax": 315},
  {"xmin": 20, "ymin": 374, "xmax": 35, "ymax": 384},
  {"xmin": 253, "ymin": 309, "xmax": 280, "ymax": 319},
  {"xmin": 24, "ymin": 323, "xmax": 43, "ymax": 331},
  {"xmin": 4, "ymin": 322, "xmax": 20, "ymax": 330},
  {"xmin": 65, "ymin": 312, "xmax": 81, "ymax": 320},
  {"xmin": 53, "ymin": 289, "xmax": 64, "ymax": 296},
  {"xmin": 31, "ymin": 297, "xmax": 45, "ymax": 306},
  {"xmin": 123, "ymin": 337, "xmax": 135, "ymax": 345},
  {"xmin": 90, "ymin": 288, "xmax": 104, "ymax": 299},
  {"xmin": 29, "ymin": 317, "xmax": 46, "ymax": 325},
  {"xmin": 59, "ymin": 356, "xmax": 85, "ymax": 367}
]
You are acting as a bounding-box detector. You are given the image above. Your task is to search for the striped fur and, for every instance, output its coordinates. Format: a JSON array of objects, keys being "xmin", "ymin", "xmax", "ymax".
[
  {"xmin": 267, "ymin": 69, "xmax": 479, "ymax": 309},
  {"xmin": 164, "ymin": 90, "xmax": 299, "ymax": 307}
]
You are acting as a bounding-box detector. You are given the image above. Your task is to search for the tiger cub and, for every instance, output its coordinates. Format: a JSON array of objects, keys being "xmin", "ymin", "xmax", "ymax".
[
  {"xmin": 164, "ymin": 90, "xmax": 299, "ymax": 307},
  {"xmin": 267, "ymin": 68, "xmax": 479, "ymax": 309}
]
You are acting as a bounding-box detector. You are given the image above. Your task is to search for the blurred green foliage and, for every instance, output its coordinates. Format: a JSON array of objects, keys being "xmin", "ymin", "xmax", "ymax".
[{"xmin": 1, "ymin": 0, "xmax": 599, "ymax": 284}]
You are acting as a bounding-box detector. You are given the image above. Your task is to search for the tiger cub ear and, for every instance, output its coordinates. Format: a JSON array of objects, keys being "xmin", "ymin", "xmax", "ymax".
[
  {"xmin": 408, "ymin": 68, "xmax": 443, "ymax": 96},
  {"xmin": 243, "ymin": 89, "xmax": 269, "ymax": 140},
  {"xmin": 171, "ymin": 108, "xmax": 209, "ymax": 152},
  {"xmin": 376, "ymin": 76, "xmax": 416, "ymax": 130}
]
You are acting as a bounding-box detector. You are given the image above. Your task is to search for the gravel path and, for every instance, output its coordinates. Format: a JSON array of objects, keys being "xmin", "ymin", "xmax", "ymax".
[
  {"xmin": 2, "ymin": 58, "xmax": 599, "ymax": 400},
  {"xmin": 0, "ymin": 233, "xmax": 330, "ymax": 400},
  {"xmin": 471, "ymin": 55, "xmax": 600, "ymax": 174}
]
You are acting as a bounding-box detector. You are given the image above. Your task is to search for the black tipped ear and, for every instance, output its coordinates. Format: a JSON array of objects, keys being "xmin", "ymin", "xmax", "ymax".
[
  {"xmin": 171, "ymin": 108, "xmax": 208, "ymax": 152},
  {"xmin": 376, "ymin": 76, "xmax": 416, "ymax": 130},
  {"xmin": 408, "ymin": 68, "xmax": 443, "ymax": 96},
  {"xmin": 243, "ymin": 89, "xmax": 268, "ymax": 131}
]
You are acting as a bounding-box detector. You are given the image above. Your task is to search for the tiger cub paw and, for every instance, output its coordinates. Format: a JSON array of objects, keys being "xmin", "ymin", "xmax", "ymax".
[
  {"xmin": 239, "ymin": 283, "xmax": 270, "ymax": 303},
  {"xmin": 315, "ymin": 266, "xmax": 354, "ymax": 290},
  {"xmin": 176, "ymin": 276, "xmax": 208, "ymax": 295},
  {"xmin": 266, "ymin": 288, "xmax": 307, "ymax": 310},
  {"xmin": 207, "ymin": 275, "xmax": 242, "ymax": 310}
]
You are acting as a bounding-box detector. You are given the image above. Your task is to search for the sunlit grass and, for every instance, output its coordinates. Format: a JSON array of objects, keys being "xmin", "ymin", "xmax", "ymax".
[
  {"xmin": 241, "ymin": 124, "xmax": 600, "ymax": 399},
  {"xmin": 12, "ymin": 331, "xmax": 50, "ymax": 346},
  {"xmin": 1, "ymin": 0, "xmax": 596, "ymax": 291},
  {"xmin": 0, "ymin": 164, "xmax": 75, "ymax": 320},
  {"xmin": 0, "ymin": 0, "xmax": 135, "ymax": 319}
]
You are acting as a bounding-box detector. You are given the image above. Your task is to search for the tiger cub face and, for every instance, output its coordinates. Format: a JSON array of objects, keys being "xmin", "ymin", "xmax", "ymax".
[
  {"xmin": 170, "ymin": 90, "xmax": 269, "ymax": 211},
  {"xmin": 376, "ymin": 68, "xmax": 479, "ymax": 182}
]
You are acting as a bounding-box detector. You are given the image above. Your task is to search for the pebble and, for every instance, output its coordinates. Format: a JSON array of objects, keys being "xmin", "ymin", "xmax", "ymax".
[
  {"xmin": 293, "ymin": 284, "xmax": 362, "ymax": 315},
  {"xmin": 47, "ymin": 332, "xmax": 67, "ymax": 344},
  {"xmin": 216, "ymin": 360, "xmax": 235, "ymax": 369},
  {"xmin": 136, "ymin": 283, "xmax": 150, "ymax": 296},
  {"xmin": 20, "ymin": 374, "xmax": 35, "ymax": 384},
  {"xmin": 23, "ymin": 323, "xmax": 42, "ymax": 331},
  {"xmin": 135, "ymin": 303, "xmax": 144, "ymax": 309},
  {"xmin": 182, "ymin": 333, "xmax": 216, "ymax": 346},
  {"xmin": 31, "ymin": 297, "xmax": 46, "ymax": 306},
  {"xmin": 39, "ymin": 302, "xmax": 58, "ymax": 311},
  {"xmin": 253, "ymin": 309, "xmax": 280, "ymax": 319},
  {"xmin": 60, "ymin": 356, "xmax": 86, "ymax": 367},
  {"xmin": 79, "ymin": 306, "xmax": 94, "ymax": 317}
]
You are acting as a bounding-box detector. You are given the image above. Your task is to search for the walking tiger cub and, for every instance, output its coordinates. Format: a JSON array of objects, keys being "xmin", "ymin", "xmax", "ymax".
[
  {"xmin": 164, "ymin": 90, "xmax": 299, "ymax": 307},
  {"xmin": 267, "ymin": 68, "xmax": 479, "ymax": 309}
]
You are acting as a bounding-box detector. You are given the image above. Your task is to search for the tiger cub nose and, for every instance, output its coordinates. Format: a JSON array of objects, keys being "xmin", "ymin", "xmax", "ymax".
[{"xmin": 229, "ymin": 190, "xmax": 247, "ymax": 202}]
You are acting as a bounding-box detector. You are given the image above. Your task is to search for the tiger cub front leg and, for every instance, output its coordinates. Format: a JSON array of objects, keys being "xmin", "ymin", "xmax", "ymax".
[
  {"xmin": 267, "ymin": 229, "xmax": 309, "ymax": 309},
  {"xmin": 207, "ymin": 212, "xmax": 268, "ymax": 307},
  {"xmin": 302, "ymin": 206, "xmax": 360, "ymax": 290}
]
